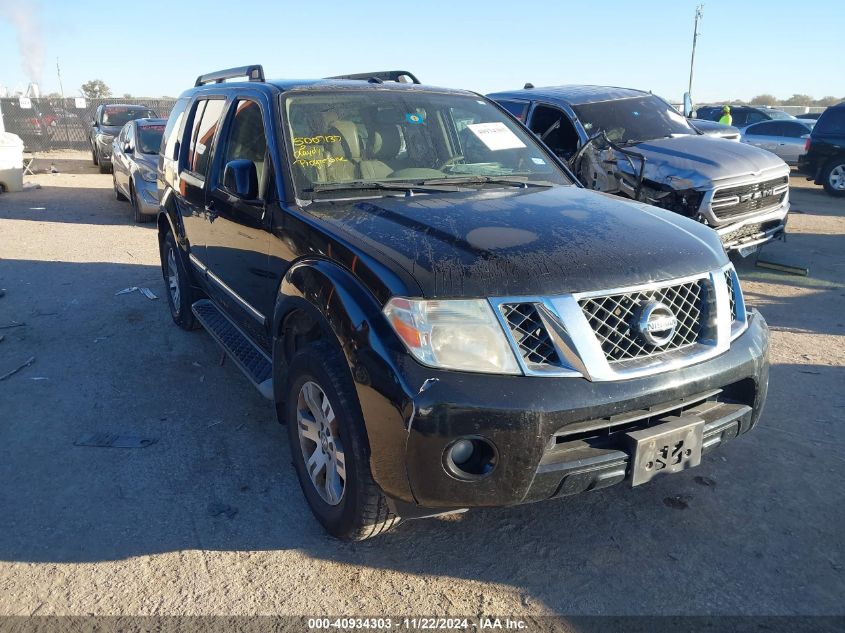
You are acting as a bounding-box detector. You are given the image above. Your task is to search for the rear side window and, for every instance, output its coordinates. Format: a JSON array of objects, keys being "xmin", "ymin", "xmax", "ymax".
[
  {"xmin": 188, "ymin": 99, "xmax": 226, "ymax": 175},
  {"xmin": 496, "ymin": 100, "xmax": 529, "ymax": 121},
  {"xmin": 162, "ymin": 98, "xmax": 189, "ymax": 160},
  {"xmin": 746, "ymin": 121, "xmax": 779, "ymax": 136},
  {"xmin": 815, "ymin": 108, "xmax": 845, "ymax": 135}
]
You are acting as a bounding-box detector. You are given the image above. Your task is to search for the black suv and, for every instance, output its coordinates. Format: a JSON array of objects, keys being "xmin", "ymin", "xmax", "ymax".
[
  {"xmin": 157, "ymin": 66, "xmax": 770, "ymax": 540},
  {"xmin": 798, "ymin": 102, "xmax": 845, "ymax": 197}
]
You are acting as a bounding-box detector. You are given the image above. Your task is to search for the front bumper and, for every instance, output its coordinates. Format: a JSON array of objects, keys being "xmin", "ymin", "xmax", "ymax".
[
  {"xmin": 716, "ymin": 203, "xmax": 788, "ymax": 252},
  {"xmin": 135, "ymin": 177, "xmax": 159, "ymax": 216},
  {"xmin": 394, "ymin": 311, "xmax": 768, "ymax": 513}
]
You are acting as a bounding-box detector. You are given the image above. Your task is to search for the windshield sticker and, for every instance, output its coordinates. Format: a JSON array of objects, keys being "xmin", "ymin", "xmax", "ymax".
[
  {"xmin": 467, "ymin": 122, "xmax": 526, "ymax": 151},
  {"xmin": 105, "ymin": 106, "xmax": 129, "ymax": 113},
  {"xmin": 531, "ymin": 157, "xmax": 546, "ymax": 165},
  {"xmin": 142, "ymin": 125, "xmax": 166, "ymax": 132},
  {"xmin": 405, "ymin": 113, "xmax": 425, "ymax": 125}
]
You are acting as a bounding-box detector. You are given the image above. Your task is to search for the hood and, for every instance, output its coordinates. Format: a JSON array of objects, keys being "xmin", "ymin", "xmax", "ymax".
[
  {"xmin": 617, "ymin": 135, "xmax": 787, "ymax": 189},
  {"xmin": 308, "ymin": 186, "xmax": 727, "ymax": 299}
]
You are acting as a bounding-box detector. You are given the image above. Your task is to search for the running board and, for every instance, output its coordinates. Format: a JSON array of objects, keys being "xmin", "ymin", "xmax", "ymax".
[{"xmin": 191, "ymin": 299, "xmax": 273, "ymax": 400}]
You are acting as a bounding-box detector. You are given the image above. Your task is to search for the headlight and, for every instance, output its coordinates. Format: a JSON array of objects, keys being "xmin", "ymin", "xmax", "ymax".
[
  {"xmin": 97, "ymin": 133, "xmax": 113, "ymax": 144},
  {"xmin": 383, "ymin": 297, "xmax": 520, "ymax": 375},
  {"xmin": 138, "ymin": 165, "xmax": 157, "ymax": 183}
]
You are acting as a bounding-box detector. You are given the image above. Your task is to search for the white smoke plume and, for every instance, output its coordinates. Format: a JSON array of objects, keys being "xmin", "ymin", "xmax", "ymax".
[{"xmin": 0, "ymin": 0, "xmax": 44, "ymax": 85}]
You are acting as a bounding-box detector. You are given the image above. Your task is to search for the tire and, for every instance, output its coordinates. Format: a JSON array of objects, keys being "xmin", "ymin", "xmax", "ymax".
[
  {"xmin": 160, "ymin": 230, "xmax": 198, "ymax": 330},
  {"xmin": 285, "ymin": 341, "xmax": 400, "ymax": 541},
  {"xmin": 113, "ymin": 173, "xmax": 127, "ymax": 201},
  {"xmin": 821, "ymin": 159, "xmax": 845, "ymax": 197},
  {"xmin": 99, "ymin": 162, "xmax": 111, "ymax": 174},
  {"xmin": 92, "ymin": 144, "xmax": 98, "ymax": 166}
]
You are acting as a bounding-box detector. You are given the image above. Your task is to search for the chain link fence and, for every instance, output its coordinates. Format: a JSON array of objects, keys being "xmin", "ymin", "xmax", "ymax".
[{"xmin": 0, "ymin": 97, "xmax": 177, "ymax": 152}]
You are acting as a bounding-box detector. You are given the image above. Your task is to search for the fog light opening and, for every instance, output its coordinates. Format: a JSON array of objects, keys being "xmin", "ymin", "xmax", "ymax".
[{"xmin": 444, "ymin": 437, "xmax": 497, "ymax": 479}]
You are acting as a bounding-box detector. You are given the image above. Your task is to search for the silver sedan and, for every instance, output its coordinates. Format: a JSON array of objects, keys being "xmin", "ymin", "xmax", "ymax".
[{"xmin": 740, "ymin": 119, "xmax": 814, "ymax": 165}]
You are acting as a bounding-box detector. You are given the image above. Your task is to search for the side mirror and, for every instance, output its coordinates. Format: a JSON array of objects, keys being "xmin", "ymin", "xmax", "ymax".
[
  {"xmin": 223, "ymin": 159, "xmax": 258, "ymax": 199},
  {"xmin": 123, "ymin": 141, "xmax": 132, "ymax": 153},
  {"xmin": 682, "ymin": 92, "xmax": 694, "ymax": 118}
]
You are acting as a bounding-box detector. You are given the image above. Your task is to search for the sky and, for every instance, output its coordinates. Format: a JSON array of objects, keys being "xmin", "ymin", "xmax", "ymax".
[{"xmin": 0, "ymin": 0, "xmax": 841, "ymax": 104}]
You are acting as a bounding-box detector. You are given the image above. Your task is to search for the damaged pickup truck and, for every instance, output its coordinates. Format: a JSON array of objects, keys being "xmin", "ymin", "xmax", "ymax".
[
  {"xmin": 489, "ymin": 85, "xmax": 790, "ymax": 255},
  {"xmin": 159, "ymin": 67, "xmax": 769, "ymax": 540}
]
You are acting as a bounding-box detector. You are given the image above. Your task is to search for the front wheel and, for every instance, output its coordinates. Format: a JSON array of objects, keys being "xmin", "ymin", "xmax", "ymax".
[
  {"xmin": 821, "ymin": 160, "xmax": 845, "ymax": 197},
  {"xmin": 160, "ymin": 231, "xmax": 197, "ymax": 330},
  {"xmin": 131, "ymin": 182, "xmax": 153, "ymax": 223},
  {"xmin": 285, "ymin": 341, "xmax": 400, "ymax": 540}
]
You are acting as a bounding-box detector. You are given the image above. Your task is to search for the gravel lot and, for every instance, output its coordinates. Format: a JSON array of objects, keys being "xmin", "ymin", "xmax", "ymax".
[{"xmin": 0, "ymin": 152, "xmax": 843, "ymax": 616}]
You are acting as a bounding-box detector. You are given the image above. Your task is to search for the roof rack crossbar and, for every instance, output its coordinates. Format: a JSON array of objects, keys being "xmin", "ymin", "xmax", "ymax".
[
  {"xmin": 328, "ymin": 70, "xmax": 421, "ymax": 85},
  {"xmin": 195, "ymin": 65, "xmax": 265, "ymax": 87}
]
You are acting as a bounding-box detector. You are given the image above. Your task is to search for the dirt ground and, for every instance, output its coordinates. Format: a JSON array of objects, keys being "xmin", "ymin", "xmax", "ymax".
[{"xmin": 0, "ymin": 151, "xmax": 843, "ymax": 617}]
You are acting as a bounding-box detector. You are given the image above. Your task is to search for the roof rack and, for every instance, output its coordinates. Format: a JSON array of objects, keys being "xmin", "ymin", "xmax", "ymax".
[
  {"xmin": 195, "ymin": 65, "xmax": 265, "ymax": 87},
  {"xmin": 328, "ymin": 70, "xmax": 421, "ymax": 85}
]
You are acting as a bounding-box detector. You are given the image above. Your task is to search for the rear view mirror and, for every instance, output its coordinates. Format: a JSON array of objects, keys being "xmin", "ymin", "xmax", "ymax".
[{"xmin": 223, "ymin": 159, "xmax": 258, "ymax": 199}]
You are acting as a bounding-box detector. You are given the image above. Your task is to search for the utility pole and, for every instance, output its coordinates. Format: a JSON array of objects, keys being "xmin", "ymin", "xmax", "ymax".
[
  {"xmin": 56, "ymin": 57, "xmax": 72, "ymax": 148},
  {"xmin": 688, "ymin": 4, "xmax": 704, "ymax": 101}
]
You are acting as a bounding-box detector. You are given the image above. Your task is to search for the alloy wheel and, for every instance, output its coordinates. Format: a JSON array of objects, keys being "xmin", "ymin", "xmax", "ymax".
[
  {"xmin": 829, "ymin": 165, "xmax": 845, "ymax": 191},
  {"xmin": 296, "ymin": 381, "xmax": 347, "ymax": 506},
  {"xmin": 166, "ymin": 247, "xmax": 180, "ymax": 312}
]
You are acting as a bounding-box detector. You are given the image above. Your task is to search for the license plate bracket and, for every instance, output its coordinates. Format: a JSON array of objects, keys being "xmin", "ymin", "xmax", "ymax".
[{"xmin": 627, "ymin": 416, "xmax": 704, "ymax": 486}]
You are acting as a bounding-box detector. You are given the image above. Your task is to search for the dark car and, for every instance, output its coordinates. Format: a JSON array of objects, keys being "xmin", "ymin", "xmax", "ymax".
[
  {"xmin": 0, "ymin": 99, "xmax": 52, "ymax": 151},
  {"xmin": 796, "ymin": 112, "xmax": 823, "ymax": 121},
  {"xmin": 488, "ymin": 86, "xmax": 790, "ymax": 256},
  {"xmin": 111, "ymin": 118, "xmax": 167, "ymax": 222},
  {"xmin": 695, "ymin": 105, "xmax": 795, "ymax": 128},
  {"xmin": 798, "ymin": 102, "xmax": 845, "ymax": 196},
  {"xmin": 156, "ymin": 65, "xmax": 769, "ymax": 540},
  {"xmin": 89, "ymin": 104, "xmax": 157, "ymax": 173}
]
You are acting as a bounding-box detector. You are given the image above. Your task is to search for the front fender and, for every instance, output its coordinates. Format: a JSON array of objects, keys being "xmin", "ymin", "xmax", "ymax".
[{"xmin": 273, "ymin": 258, "xmax": 417, "ymax": 503}]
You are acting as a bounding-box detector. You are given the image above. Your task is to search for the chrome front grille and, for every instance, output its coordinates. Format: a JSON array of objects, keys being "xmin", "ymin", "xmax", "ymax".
[
  {"xmin": 711, "ymin": 176, "xmax": 788, "ymax": 220},
  {"xmin": 577, "ymin": 280, "xmax": 707, "ymax": 363},
  {"xmin": 725, "ymin": 270, "xmax": 737, "ymax": 321},
  {"xmin": 500, "ymin": 303, "xmax": 560, "ymax": 367},
  {"xmin": 490, "ymin": 268, "xmax": 745, "ymax": 381}
]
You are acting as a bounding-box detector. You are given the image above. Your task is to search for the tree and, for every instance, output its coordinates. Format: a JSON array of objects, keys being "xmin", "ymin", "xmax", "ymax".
[
  {"xmin": 81, "ymin": 79, "xmax": 112, "ymax": 99},
  {"xmin": 815, "ymin": 96, "xmax": 840, "ymax": 107},
  {"xmin": 750, "ymin": 94, "xmax": 778, "ymax": 105},
  {"xmin": 122, "ymin": 93, "xmax": 132, "ymax": 99},
  {"xmin": 784, "ymin": 94, "xmax": 813, "ymax": 106}
]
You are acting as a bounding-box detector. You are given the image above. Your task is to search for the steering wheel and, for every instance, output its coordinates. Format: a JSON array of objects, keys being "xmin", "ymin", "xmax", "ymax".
[{"xmin": 437, "ymin": 155, "xmax": 465, "ymax": 170}]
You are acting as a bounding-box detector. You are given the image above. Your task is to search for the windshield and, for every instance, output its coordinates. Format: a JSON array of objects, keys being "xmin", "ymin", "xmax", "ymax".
[
  {"xmin": 101, "ymin": 107, "xmax": 157, "ymax": 127},
  {"xmin": 572, "ymin": 95, "xmax": 694, "ymax": 144},
  {"xmin": 137, "ymin": 124, "xmax": 165, "ymax": 154},
  {"xmin": 764, "ymin": 109, "xmax": 794, "ymax": 121},
  {"xmin": 283, "ymin": 90, "xmax": 570, "ymax": 198}
]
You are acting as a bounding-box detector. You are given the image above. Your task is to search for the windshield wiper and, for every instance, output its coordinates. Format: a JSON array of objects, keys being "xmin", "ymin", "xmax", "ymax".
[
  {"xmin": 420, "ymin": 176, "xmax": 555, "ymax": 189},
  {"xmin": 306, "ymin": 181, "xmax": 461, "ymax": 195}
]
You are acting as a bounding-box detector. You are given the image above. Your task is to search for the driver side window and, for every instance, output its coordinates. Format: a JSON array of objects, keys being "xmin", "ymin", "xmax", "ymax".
[
  {"xmin": 219, "ymin": 99, "xmax": 268, "ymax": 198},
  {"xmin": 528, "ymin": 105, "xmax": 579, "ymax": 160}
]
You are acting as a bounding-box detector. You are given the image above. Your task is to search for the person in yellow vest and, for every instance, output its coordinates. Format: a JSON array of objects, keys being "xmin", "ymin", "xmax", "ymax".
[{"xmin": 718, "ymin": 105, "xmax": 733, "ymax": 126}]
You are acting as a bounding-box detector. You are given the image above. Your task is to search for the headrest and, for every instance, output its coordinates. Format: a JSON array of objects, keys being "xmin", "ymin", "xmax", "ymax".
[
  {"xmin": 329, "ymin": 120, "xmax": 361, "ymax": 160},
  {"xmin": 371, "ymin": 124, "xmax": 401, "ymax": 159}
]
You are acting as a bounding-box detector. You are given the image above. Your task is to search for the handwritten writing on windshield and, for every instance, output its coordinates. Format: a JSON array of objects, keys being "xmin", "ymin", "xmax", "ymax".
[
  {"xmin": 292, "ymin": 135, "xmax": 346, "ymax": 167},
  {"xmin": 293, "ymin": 155, "xmax": 348, "ymax": 168}
]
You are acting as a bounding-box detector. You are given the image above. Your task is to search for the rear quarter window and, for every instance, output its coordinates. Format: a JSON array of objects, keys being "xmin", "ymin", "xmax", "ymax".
[
  {"xmin": 162, "ymin": 98, "xmax": 189, "ymax": 160},
  {"xmin": 496, "ymin": 100, "xmax": 529, "ymax": 121},
  {"xmin": 815, "ymin": 109, "xmax": 845, "ymax": 135}
]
